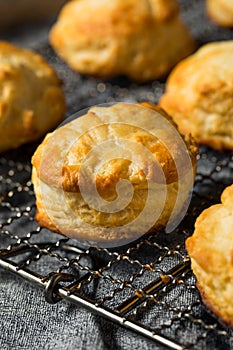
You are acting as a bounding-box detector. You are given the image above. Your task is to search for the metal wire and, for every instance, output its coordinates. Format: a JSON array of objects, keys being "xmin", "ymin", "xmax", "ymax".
[
  {"xmin": 1, "ymin": 2, "xmax": 233, "ymax": 345},
  {"xmin": 0, "ymin": 146, "xmax": 233, "ymax": 349}
]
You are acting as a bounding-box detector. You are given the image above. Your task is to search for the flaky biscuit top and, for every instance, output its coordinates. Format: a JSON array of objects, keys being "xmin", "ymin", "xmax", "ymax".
[
  {"xmin": 49, "ymin": 0, "xmax": 194, "ymax": 82},
  {"xmin": 0, "ymin": 41, "xmax": 66, "ymax": 152},
  {"xmin": 186, "ymin": 184, "xmax": 233, "ymax": 326},
  {"xmin": 159, "ymin": 41, "xmax": 233, "ymax": 150},
  {"xmin": 32, "ymin": 103, "xmax": 197, "ymax": 198}
]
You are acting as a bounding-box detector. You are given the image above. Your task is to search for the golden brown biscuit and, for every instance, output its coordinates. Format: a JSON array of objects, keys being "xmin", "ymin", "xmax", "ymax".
[
  {"xmin": 49, "ymin": 0, "xmax": 195, "ymax": 82},
  {"xmin": 206, "ymin": 0, "xmax": 233, "ymax": 27},
  {"xmin": 159, "ymin": 41, "xmax": 233, "ymax": 150},
  {"xmin": 186, "ymin": 184, "xmax": 233, "ymax": 326},
  {"xmin": 0, "ymin": 41, "xmax": 66, "ymax": 153},
  {"xmin": 31, "ymin": 102, "xmax": 197, "ymax": 246}
]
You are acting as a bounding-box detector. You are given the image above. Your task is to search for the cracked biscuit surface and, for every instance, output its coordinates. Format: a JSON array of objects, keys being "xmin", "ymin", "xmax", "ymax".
[
  {"xmin": 160, "ymin": 41, "xmax": 233, "ymax": 150},
  {"xmin": 31, "ymin": 103, "xmax": 197, "ymax": 246},
  {"xmin": 49, "ymin": 0, "xmax": 195, "ymax": 82},
  {"xmin": 0, "ymin": 41, "xmax": 66, "ymax": 152},
  {"xmin": 186, "ymin": 184, "xmax": 233, "ymax": 327}
]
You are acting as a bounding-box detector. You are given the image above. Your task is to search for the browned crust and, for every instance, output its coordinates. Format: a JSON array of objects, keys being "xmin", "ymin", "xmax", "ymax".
[
  {"xmin": 196, "ymin": 281, "xmax": 233, "ymax": 328},
  {"xmin": 159, "ymin": 41, "xmax": 233, "ymax": 151},
  {"xmin": 33, "ymin": 103, "xmax": 198, "ymax": 193},
  {"xmin": 31, "ymin": 102, "xmax": 198, "ymax": 243},
  {"xmin": 49, "ymin": 0, "xmax": 195, "ymax": 82},
  {"xmin": 35, "ymin": 210, "xmax": 60, "ymax": 234},
  {"xmin": 0, "ymin": 41, "xmax": 66, "ymax": 152},
  {"xmin": 206, "ymin": 0, "xmax": 233, "ymax": 27},
  {"xmin": 186, "ymin": 184, "xmax": 233, "ymax": 327}
]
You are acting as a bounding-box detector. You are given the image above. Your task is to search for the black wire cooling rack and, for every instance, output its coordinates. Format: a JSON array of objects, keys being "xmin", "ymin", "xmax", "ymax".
[
  {"xmin": 1, "ymin": 1, "xmax": 233, "ymax": 348},
  {"xmin": 0, "ymin": 145, "xmax": 232, "ymax": 350}
]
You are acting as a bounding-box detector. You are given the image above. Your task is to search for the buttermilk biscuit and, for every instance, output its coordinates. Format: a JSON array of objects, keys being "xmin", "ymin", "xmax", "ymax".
[
  {"xmin": 186, "ymin": 184, "xmax": 233, "ymax": 326},
  {"xmin": 31, "ymin": 103, "xmax": 197, "ymax": 246},
  {"xmin": 159, "ymin": 41, "xmax": 233, "ymax": 150},
  {"xmin": 49, "ymin": 0, "xmax": 195, "ymax": 82},
  {"xmin": 206, "ymin": 0, "xmax": 233, "ymax": 27},
  {"xmin": 0, "ymin": 41, "xmax": 66, "ymax": 153}
]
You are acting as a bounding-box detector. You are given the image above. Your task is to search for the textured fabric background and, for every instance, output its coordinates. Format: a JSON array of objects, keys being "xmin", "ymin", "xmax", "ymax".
[{"xmin": 0, "ymin": 1, "xmax": 233, "ymax": 349}]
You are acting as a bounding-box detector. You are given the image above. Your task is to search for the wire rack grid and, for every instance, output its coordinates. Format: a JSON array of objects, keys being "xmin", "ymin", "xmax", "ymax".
[
  {"xmin": 0, "ymin": 145, "xmax": 233, "ymax": 350},
  {"xmin": 1, "ymin": 0, "xmax": 233, "ymax": 347}
]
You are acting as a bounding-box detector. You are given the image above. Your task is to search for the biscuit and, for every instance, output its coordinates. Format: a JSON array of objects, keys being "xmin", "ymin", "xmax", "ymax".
[
  {"xmin": 186, "ymin": 184, "xmax": 233, "ymax": 326},
  {"xmin": 159, "ymin": 41, "xmax": 233, "ymax": 150},
  {"xmin": 0, "ymin": 41, "xmax": 66, "ymax": 152},
  {"xmin": 206, "ymin": 0, "xmax": 233, "ymax": 27},
  {"xmin": 31, "ymin": 102, "xmax": 197, "ymax": 246},
  {"xmin": 49, "ymin": 0, "xmax": 195, "ymax": 82}
]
